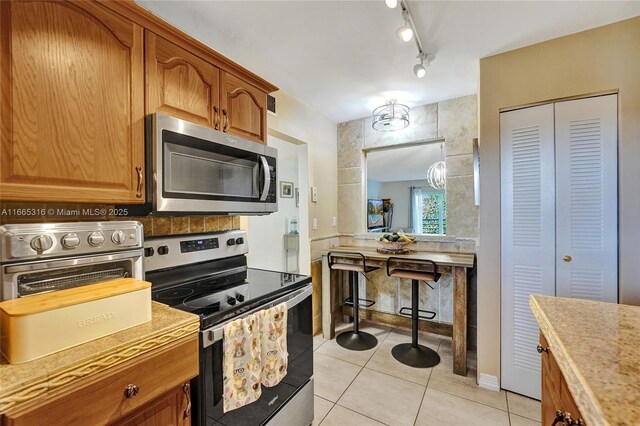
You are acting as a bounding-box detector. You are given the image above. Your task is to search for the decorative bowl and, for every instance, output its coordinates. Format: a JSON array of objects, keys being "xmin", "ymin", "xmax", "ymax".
[{"xmin": 376, "ymin": 240, "xmax": 413, "ymax": 252}]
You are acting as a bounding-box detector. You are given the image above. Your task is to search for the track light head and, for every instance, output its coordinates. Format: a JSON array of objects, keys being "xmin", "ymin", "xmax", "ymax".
[
  {"xmin": 414, "ymin": 52, "xmax": 434, "ymax": 78},
  {"xmin": 396, "ymin": 10, "xmax": 413, "ymax": 42},
  {"xmin": 385, "ymin": 0, "xmax": 398, "ymax": 9},
  {"xmin": 396, "ymin": 25, "xmax": 413, "ymax": 42}
]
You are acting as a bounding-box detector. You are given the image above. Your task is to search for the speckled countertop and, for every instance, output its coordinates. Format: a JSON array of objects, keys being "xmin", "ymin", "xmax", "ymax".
[
  {"xmin": 530, "ymin": 295, "xmax": 640, "ymax": 426},
  {"xmin": 0, "ymin": 302, "xmax": 199, "ymax": 414}
]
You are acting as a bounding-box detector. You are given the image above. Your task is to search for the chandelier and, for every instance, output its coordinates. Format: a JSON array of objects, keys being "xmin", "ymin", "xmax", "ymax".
[
  {"xmin": 372, "ymin": 100, "xmax": 410, "ymax": 132},
  {"xmin": 427, "ymin": 143, "xmax": 446, "ymax": 190}
]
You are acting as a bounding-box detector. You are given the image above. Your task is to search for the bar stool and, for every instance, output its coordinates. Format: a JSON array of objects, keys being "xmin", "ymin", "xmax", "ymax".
[
  {"xmin": 328, "ymin": 251, "xmax": 379, "ymax": 351},
  {"xmin": 386, "ymin": 257, "xmax": 441, "ymax": 368}
]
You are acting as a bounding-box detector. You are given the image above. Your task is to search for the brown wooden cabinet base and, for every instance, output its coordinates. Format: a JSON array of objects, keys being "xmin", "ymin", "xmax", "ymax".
[
  {"xmin": 2, "ymin": 333, "xmax": 198, "ymax": 426},
  {"xmin": 540, "ymin": 332, "xmax": 585, "ymax": 425}
]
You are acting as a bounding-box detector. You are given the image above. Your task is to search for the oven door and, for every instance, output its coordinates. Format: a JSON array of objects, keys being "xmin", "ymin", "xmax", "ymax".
[
  {"xmin": 150, "ymin": 113, "xmax": 277, "ymax": 214},
  {"xmin": 197, "ymin": 285, "xmax": 313, "ymax": 426}
]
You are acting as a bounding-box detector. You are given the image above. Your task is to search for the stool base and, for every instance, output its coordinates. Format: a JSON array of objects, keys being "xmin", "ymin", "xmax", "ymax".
[
  {"xmin": 391, "ymin": 343, "xmax": 440, "ymax": 368},
  {"xmin": 336, "ymin": 331, "xmax": 378, "ymax": 351}
]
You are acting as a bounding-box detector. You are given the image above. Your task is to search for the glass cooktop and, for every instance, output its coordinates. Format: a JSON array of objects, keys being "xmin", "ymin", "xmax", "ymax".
[{"xmin": 148, "ymin": 265, "xmax": 311, "ymax": 329}]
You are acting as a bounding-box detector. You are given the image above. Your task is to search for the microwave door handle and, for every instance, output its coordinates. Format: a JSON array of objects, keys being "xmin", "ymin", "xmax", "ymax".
[{"xmin": 259, "ymin": 155, "xmax": 271, "ymax": 202}]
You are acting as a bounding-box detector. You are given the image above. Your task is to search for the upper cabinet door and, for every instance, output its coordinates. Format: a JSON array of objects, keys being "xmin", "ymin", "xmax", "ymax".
[
  {"xmin": 146, "ymin": 32, "xmax": 220, "ymax": 129},
  {"xmin": 221, "ymin": 72, "xmax": 267, "ymax": 144},
  {"xmin": 0, "ymin": 1, "xmax": 145, "ymax": 203}
]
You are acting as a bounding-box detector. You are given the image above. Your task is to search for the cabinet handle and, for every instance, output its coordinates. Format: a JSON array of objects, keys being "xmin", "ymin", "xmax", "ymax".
[
  {"xmin": 214, "ymin": 106, "xmax": 220, "ymax": 130},
  {"xmin": 124, "ymin": 384, "xmax": 139, "ymax": 398},
  {"xmin": 222, "ymin": 108, "xmax": 229, "ymax": 132},
  {"xmin": 536, "ymin": 344, "xmax": 549, "ymax": 354},
  {"xmin": 182, "ymin": 383, "xmax": 192, "ymax": 419},
  {"xmin": 562, "ymin": 255, "xmax": 572, "ymax": 262},
  {"xmin": 135, "ymin": 165, "xmax": 143, "ymax": 198}
]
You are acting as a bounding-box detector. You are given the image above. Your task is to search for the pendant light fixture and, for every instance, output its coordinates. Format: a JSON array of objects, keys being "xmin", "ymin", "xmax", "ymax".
[
  {"xmin": 385, "ymin": 0, "xmax": 398, "ymax": 9},
  {"xmin": 427, "ymin": 143, "xmax": 446, "ymax": 190},
  {"xmin": 372, "ymin": 99, "xmax": 410, "ymax": 132}
]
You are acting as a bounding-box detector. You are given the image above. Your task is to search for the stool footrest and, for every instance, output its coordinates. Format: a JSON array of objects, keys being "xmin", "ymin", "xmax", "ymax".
[
  {"xmin": 399, "ymin": 306, "xmax": 436, "ymax": 320},
  {"xmin": 345, "ymin": 297, "xmax": 376, "ymax": 308}
]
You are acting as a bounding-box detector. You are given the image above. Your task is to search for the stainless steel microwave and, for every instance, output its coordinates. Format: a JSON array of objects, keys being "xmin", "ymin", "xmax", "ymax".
[{"xmin": 144, "ymin": 113, "xmax": 277, "ymax": 215}]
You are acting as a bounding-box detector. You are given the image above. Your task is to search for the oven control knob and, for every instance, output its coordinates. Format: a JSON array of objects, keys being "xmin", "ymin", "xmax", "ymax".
[
  {"xmin": 30, "ymin": 234, "xmax": 53, "ymax": 253},
  {"xmin": 226, "ymin": 238, "xmax": 236, "ymax": 246},
  {"xmin": 235, "ymin": 237, "xmax": 244, "ymax": 245},
  {"xmin": 88, "ymin": 232, "xmax": 104, "ymax": 247},
  {"xmin": 111, "ymin": 230, "xmax": 126, "ymax": 245},
  {"xmin": 236, "ymin": 294, "xmax": 245, "ymax": 303},
  {"xmin": 227, "ymin": 296, "xmax": 237, "ymax": 306},
  {"xmin": 157, "ymin": 245, "xmax": 169, "ymax": 255},
  {"xmin": 144, "ymin": 247, "xmax": 155, "ymax": 257},
  {"xmin": 61, "ymin": 233, "xmax": 80, "ymax": 249}
]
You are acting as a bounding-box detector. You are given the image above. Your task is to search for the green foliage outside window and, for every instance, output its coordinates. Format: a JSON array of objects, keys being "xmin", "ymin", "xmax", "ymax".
[{"xmin": 421, "ymin": 193, "xmax": 446, "ymax": 234}]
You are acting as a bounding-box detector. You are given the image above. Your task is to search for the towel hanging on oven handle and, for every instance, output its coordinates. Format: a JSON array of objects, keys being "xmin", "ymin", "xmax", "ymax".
[{"xmin": 201, "ymin": 284, "xmax": 311, "ymax": 348}]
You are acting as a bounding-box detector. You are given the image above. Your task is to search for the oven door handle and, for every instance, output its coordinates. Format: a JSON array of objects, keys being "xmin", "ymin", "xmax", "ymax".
[
  {"xmin": 259, "ymin": 155, "xmax": 271, "ymax": 202},
  {"xmin": 202, "ymin": 284, "xmax": 311, "ymax": 347}
]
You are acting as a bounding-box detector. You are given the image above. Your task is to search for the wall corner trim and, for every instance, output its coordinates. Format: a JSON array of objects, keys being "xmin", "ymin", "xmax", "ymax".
[{"xmin": 478, "ymin": 373, "xmax": 500, "ymax": 392}]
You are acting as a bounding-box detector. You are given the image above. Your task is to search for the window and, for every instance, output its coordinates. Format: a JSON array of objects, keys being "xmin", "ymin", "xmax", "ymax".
[{"xmin": 411, "ymin": 188, "xmax": 446, "ymax": 234}]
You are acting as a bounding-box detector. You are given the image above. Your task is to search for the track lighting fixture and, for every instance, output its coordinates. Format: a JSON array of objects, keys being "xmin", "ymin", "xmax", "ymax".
[
  {"xmin": 396, "ymin": 10, "xmax": 413, "ymax": 42},
  {"xmin": 386, "ymin": 1, "xmax": 435, "ymax": 78},
  {"xmin": 413, "ymin": 52, "xmax": 432, "ymax": 78}
]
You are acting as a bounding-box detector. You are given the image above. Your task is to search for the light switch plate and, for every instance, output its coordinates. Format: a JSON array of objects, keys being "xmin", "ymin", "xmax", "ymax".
[
  {"xmin": 312, "ymin": 218, "xmax": 318, "ymax": 230},
  {"xmin": 311, "ymin": 186, "xmax": 318, "ymax": 202},
  {"xmin": 332, "ymin": 217, "xmax": 337, "ymax": 227}
]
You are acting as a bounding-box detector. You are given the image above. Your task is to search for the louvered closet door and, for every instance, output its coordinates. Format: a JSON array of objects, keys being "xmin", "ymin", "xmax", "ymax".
[
  {"xmin": 500, "ymin": 104, "xmax": 556, "ymax": 399},
  {"xmin": 555, "ymin": 95, "xmax": 618, "ymax": 303}
]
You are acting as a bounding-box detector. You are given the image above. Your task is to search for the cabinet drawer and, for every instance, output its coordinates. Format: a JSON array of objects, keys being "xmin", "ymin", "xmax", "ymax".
[{"xmin": 3, "ymin": 333, "xmax": 198, "ymax": 426}]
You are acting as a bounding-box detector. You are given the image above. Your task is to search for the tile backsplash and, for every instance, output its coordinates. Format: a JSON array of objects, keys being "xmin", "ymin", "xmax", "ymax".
[{"xmin": 0, "ymin": 202, "xmax": 239, "ymax": 237}]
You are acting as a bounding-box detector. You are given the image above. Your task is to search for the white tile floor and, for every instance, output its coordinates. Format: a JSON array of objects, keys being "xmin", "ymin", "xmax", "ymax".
[{"xmin": 312, "ymin": 323, "xmax": 541, "ymax": 426}]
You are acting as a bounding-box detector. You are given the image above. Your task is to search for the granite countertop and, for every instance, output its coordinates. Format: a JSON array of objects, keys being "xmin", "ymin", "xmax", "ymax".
[
  {"xmin": 530, "ymin": 295, "xmax": 640, "ymax": 426},
  {"xmin": 0, "ymin": 302, "xmax": 199, "ymax": 414}
]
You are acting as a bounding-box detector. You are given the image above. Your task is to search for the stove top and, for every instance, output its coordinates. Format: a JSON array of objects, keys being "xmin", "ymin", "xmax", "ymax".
[
  {"xmin": 149, "ymin": 266, "xmax": 310, "ymax": 328},
  {"xmin": 144, "ymin": 231, "xmax": 311, "ymax": 329}
]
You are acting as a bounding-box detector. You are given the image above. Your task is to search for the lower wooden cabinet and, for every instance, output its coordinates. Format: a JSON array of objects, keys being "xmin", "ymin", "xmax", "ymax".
[
  {"xmin": 2, "ymin": 333, "xmax": 198, "ymax": 426},
  {"xmin": 115, "ymin": 383, "xmax": 192, "ymax": 426},
  {"xmin": 540, "ymin": 333, "xmax": 585, "ymax": 425}
]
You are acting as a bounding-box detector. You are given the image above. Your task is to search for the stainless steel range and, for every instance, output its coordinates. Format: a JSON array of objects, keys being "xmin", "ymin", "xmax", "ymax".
[
  {"xmin": 144, "ymin": 231, "xmax": 314, "ymax": 426},
  {"xmin": 0, "ymin": 221, "xmax": 144, "ymax": 301}
]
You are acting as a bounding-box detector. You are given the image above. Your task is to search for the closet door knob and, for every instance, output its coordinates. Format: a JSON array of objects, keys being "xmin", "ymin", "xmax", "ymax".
[{"xmin": 562, "ymin": 255, "xmax": 572, "ymax": 262}]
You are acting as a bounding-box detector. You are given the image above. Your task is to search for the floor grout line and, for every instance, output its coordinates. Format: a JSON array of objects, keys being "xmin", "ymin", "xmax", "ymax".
[{"xmin": 332, "ymin": 403, "xmax": 392, "ymax": 426}]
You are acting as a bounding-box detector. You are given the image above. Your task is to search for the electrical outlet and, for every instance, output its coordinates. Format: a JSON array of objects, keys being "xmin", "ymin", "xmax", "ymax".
[
  {"xmin": 312, "ymin": 218, "xmax": 318, "ymax": 230},
  {"xmin": 332, "ymin": 217, "xmax": 337, "ymax": 227},
  {"xmin": 311, "ymin": 186, "xmax": 318, "ymax": 202}
]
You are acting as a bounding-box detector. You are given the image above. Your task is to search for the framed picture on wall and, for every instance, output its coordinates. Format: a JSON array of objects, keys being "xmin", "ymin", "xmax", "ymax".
[{"xmin": 280, "ymin": 181, "xmax": 294, "ymax": 198}]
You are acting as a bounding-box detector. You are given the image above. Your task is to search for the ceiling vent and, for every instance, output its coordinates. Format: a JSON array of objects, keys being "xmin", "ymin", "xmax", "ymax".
[{"xmin": 267, "ymin": 94, "xmax": 277, "ymax": 116}]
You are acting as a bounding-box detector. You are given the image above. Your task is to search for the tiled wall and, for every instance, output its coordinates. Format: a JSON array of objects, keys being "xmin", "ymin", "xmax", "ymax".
[
  {"xmin": 337, "ymin": 94, "xmax": 479, "ymax": 239},
  {"xmin": 335, "ymin": 95, "xmax": 479, "ymax": 346},
  {"xmin": 0, "ymin": 202, "xmax": 240, "ymax": 237}
]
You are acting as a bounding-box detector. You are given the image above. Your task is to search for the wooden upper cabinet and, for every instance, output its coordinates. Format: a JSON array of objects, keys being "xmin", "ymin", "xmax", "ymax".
[
  {"xmin": 0, "ymin": 1, "xmax": 145, "ymax": 203},
  {"xmin": 146, "ymin": 32, "xmax": 220, "ymax": 129},
  {"xmin": 221, "ymin": 72, "xmax": 267, "ymax": 144}
]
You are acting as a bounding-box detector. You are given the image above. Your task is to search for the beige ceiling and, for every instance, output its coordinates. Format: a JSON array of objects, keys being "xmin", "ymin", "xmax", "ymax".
[{"xmin": 136, "ymin": 0, "xmax": 640, "ymax": 123}]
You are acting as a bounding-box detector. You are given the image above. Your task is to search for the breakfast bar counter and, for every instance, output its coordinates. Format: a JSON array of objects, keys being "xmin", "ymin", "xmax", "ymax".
[
  {"xmin": 0, "ymin": 302, "xmax": 199, "ymax": 415},
  {"xmin": 321, "ymin": 246, "xmax": 475, "ymax": 375},
  {"xmin": 530, "ymin": 295, "xmax": 640, "ymax": 426}
]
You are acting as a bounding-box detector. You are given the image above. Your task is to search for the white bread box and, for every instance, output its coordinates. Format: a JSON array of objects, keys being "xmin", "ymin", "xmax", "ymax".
[{"xmin": 0, "ymin": 278, "xmax": 152, "ymax": 364}]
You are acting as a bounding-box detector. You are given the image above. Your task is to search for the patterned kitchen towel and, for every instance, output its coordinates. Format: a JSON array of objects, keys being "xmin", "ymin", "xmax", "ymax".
[
  {"xmin": 259, "ymin": 302, "xmax": 288, "ymax": 387},
  {"xmin": 222, "ymin": 312, "xmax": 262, "ymax": 413}
]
